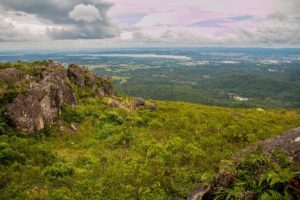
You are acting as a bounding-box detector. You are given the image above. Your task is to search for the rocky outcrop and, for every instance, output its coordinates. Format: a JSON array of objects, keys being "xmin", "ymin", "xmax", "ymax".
[
  {"xmin": 0, "ymin": 68, "xmax": 30, "ymax": 86},
  {"xmin": 187, "ymin": 127, "xmax": 300, "ymax": 200},
  {"xmin": 67, "ymin": 64, "xmax": 85, "ymax": 87},
  {"xmin": 134, "ymin": 97, "xmax": 145, "ymax": 107},
  {"xmin": 30, "ymin": 67, "xmax": 77, "ymax": 125},
  {"xmin": 3, "ymin": 62, "xmax": 115, "ymax": 133},
  {"xmin": 5, "ymin": 93, "xmax": 44, "ymax": 132},
  {"xmin": 188, "ymin": 185, "xmax": 212, "ymax": 200},
  {"xmin": 100, "ymin": 76, "xmax": 115, "ymax": 96},
  {"xmin": 67, "ymin": 64, "xmax": 114, "ymax": 97},
  {"xmin": 255, "ymin": 127, "xmax": 300, "ymax": 164}
]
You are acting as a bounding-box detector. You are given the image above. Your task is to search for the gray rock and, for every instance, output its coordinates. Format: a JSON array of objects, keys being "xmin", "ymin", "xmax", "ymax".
[
  {"xmin": 4, "ymin": 63, "xmax": 116, "ymax": 133},
  {"xmin": 5, "ymin": 93, "xmax": 44, "ymax": 133},
  {"xmin": 67, "ymin": 64, "xmax": 85, "ymax": 87},
  {"xmin": 134, "ymin": 97, "xmax": 145, "ymax": 107},
  {"xmin": 100, "ymin": 76, "xmax": 115, "ymax": 96},
  {"xmin": 187, "ymin": 185, "xmax": 212, "ymax": 200},
  {"xmin": 70, "ymin": 123, "xmax": 77, "ymax": 131},
  {"xmin": 107, "ymin": 98, "xmax": 120, "ymax": 107},
  {"xmin": 67, "ymin": 64, "xmax": 115, "ymax": 97},
  {"xmin": 256, "ymin": 127, "xmax": 300, "ymax": 164},
  {"xmin": 31, "ymin": 69, "xmax": 77, "ymax": 125},
  {"xmin": 86, "ymin": 72, "xmax": 97, "ymax": 89},
  {"xmin": 187, "ymin": 127, "xmax": 300, "ymax": 200},
  {"xmin": 5, "ymin": 64, "xmax": 77, "ymax": 132},
  {"xmin": 0, "ymin": 68, "xmax": 30, "ymax": 85},
  {"xmin": 97, "ymin": 88, "xmax": 105, "ymax": 97}
]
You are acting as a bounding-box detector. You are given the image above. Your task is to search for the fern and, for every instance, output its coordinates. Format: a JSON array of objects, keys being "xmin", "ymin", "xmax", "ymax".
[{"xmin": 259, "ymin": 190, "xmax": 293, "ymax": 200}]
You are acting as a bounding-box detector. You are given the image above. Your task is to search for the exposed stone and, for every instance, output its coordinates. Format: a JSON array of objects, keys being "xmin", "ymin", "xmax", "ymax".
[
  {"xmin": 100, "ymin": 76, "xmax": 115, "ymax": 96},
  {"xmin": 134, "ymin": 97, "xmax": 145, "ymax": 107},
  {"xmin": 0, "ymin": 68, "xmax": 30, "ymax": 85},
  {"xmin": 70, "ymin": 123, "xmax": 77, "ymax": 131},
  {"xmin": 255, "ymin": 127, "xmax": 300, "ymax": 164},
  {"xmin": 86, "ymin": 72, "xmax": 97, "ymax": 89},
  {"xmin": 31, "ymin": 68, "xmax": 77, "ymax": 124},
  {"xmin": 187, "ymin": 185, "xmax": 212, "ymax": 200},
  {"xmin": 188, "ymin": 127, "xmax": 300, "ymax": 200},
  {"xmin": 5, "ymin": 64, "xmax": 77, "ymax": 132},
  {"xmin": 67, "ymin": 64, "xmax": 85, "ymax": 87},
  {"xmin": 107, "ymin": 98, "xmax": 120, "ymax": 107},
  {"xmin": 67, "ymin": 64, "xmax": 115, "ymax": 97},
  {"xmin": 4, "ymin": 63, "xmax": 115, "ymax": 133},
  {"xmin": 5, "ymin": 93, "xmax": 44, "ymax": 133},
  {"xmin": 97, "ymin": 88, "xmax": 105, "ymax": 97},
  {"xmin": 241, "ymin": 191, "xmax": 256, "ymax": 200}
]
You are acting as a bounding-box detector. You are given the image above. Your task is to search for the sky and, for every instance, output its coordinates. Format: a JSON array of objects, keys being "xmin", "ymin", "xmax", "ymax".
[{"xmin": 0, "ymin": 0, "xmax": 300, "ymax": 49}]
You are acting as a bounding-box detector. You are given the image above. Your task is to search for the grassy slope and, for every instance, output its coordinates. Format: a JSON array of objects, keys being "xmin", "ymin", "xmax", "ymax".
[{"xmin": 1, "ymin": 97, "xmax": 300, "ymax": 199}]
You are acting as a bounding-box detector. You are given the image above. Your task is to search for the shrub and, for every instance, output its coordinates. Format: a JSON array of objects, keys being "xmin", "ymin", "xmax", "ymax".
[
  {"xmin": 214, "ymin": 151, "xmax": 298, "ymax": 200},
  {"xmin": 96, "ymin": 123, "xmax": 118, "ymax": 140},
  {"xmin": 61, "ymin": 105, "xmax": 84, "ymax": 123},
  {"xmin": 105, "ymin": 111, "xmax": 124, "ymax": 125},
  {"xmin": 48, "ymin": 187, "xmax": 72, "ymax": 200},
  {"xmin": 106, "ymin": 130, "xmax": 133, "ymax": 148},
  {"xmin": 43, "ymin": 163, "xmax": 74, "ymax": 181},
  {"xmin": 149, "ymin": 119, "xmax": 163, "ymax": 129},
  {"xmin": 0, "ymin": 143, "xmax": 25, "ymax": 165}
]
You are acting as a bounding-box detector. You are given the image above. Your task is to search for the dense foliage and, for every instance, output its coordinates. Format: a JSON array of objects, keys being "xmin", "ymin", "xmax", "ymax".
[
  {"xmin": 213, "ymin": 150, "xmax": 300, "ymax": 200},
  {"xmin": 1, "ymin": 96, "xmax": 300, "ymax": 199},
  {"xmin": 93, "ymin": 61, "xmax": 300, "ymax": 108}
]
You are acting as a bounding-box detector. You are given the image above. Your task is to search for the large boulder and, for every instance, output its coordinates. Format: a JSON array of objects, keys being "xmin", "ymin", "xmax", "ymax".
[
  {"xmin": 86, "ymin": 72, "xmax": 97, "ymax": 89},
  {"xmin": 187, "ymin": 185, "xmax": 212, "ymax": 200},
  {"xmin": 5, "ymin": 93, "xmax": 44, "ymax": 132},
  {"xmin": 0, "ymin": 68, "xmax": 30, "ymax": 86},
  {"xmin": 67, "ymin": 64, "xmax": 115, "ymax": 97},
  {"xmin": 4, "ymin": 62, "xmax": 114, "ymax": 133},
  {"xmin": 100, "ymin": 76, "xmax": 115, "ymax": 96},
  {"xmin": 67, "ymin": 64, "xmax": 85, "ymax": 87},
  {"xmin": 31, "ymin": 68, "xmax": 77, "ymax": 124},
  {"xmin": 134, "ymin": 97, "xmax": 145, "ymax": 107},
  {"xmin": 187, "ymin": 127, "xmax": 300, "ymax": 200},
  {"xmin": 255, "ymin": 127, "xmax": 300, "ymax": 164},
  {"xmin": 5, "ymin": 64, "xmax": 77, "ymax": 132}
]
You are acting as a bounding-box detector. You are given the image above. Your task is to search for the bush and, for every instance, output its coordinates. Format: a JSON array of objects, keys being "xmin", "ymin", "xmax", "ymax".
[
  {"xmin": 48, "ymin": 187, "xmax": 72, "ymax": 200},
  {"xmin": 106, "ymin": 130, "xmax": 133, "ymax": 148},
  {"xmin": 96, "ymin": 123, "xmax": 118, "ymax": 140},
  {"xmin": 43, "ymin": 163, "xmax": 74, "ymax": 181},
  {"xmin": 105, "ymin": 111, "xmax": 124, "ymax": 125},
  {"xmin": 61, "ymin": 105, "xmax": 84, "ymax": 123},
  {"xmin": 214, "ymin": 151, "xmax": 298, "ymax": 200},
  {"xmin": 149, "ymin": 119, "xmax": 163, "ymax": 129},
  {"xmin": 0, "ymin": 143, "xmax": 25, "ymax": 165}
]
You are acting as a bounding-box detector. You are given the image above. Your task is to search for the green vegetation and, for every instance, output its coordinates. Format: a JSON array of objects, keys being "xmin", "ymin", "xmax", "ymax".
[
  {"xmin": 1, "ymin": 96, "xmax": 300, "ymax": 199},
  {"xmin": 213, "ymin": 150, "xmax": 299, "ymax": 199},
  {"xmin": 0, "ymin": 61, "xmax": 299, "ymax": 199},
  {"xmin": 91, "ymin": 60, "xmax": 300, "ymax": 108}
]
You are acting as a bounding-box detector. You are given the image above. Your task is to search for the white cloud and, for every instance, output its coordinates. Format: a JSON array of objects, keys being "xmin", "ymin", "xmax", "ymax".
[
  {"xmin": 0, "ymin": 11, "xmax": 46, "ymax": 42},
  {"xmin": 0, "ymin": 0, "xmax": 119, "ymax": 41},
  {"xmin": 120, "ymin": 31, "xmax": 133, "ymax": 40},
  {"xmin": 69, "ymin": 4, "xmax": 102, "ymax": 22}
]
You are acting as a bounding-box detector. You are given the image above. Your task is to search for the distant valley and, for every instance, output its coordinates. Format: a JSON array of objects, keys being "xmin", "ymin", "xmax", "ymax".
[{"xmin": 1, "ymin": 48, "xmax": 300, "ymax": 108}]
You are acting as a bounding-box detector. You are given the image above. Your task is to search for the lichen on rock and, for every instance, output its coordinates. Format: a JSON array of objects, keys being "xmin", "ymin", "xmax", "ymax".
[{"xmin": 3, "ymin": 62, "xmax": 115, "ymax": 133}]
